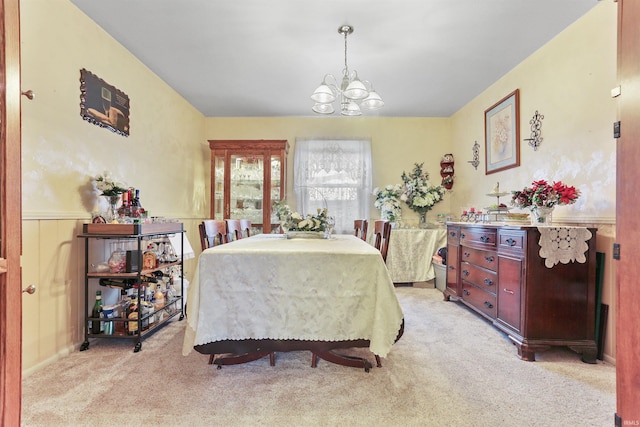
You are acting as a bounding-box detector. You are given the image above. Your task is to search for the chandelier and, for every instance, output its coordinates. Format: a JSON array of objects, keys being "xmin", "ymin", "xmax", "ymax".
[{"xmin": 311, "ymin": 25, "xmax": 384, "ymax": 116}]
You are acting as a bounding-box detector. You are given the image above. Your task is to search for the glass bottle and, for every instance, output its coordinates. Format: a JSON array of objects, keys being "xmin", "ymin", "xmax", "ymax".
[
  {"xmin": 117, "ymin": 191, "xmax": 129, "ymax": 217},
  {"xmin": 127, "ymin": 297, "xmax": 139, "ymax": 336},
  {"xmin": 91, "ymin": 290, "xmax": 103, "ymax": 334},
  {"xmin": 115, "ymin": 290, "xmax": 129, "ymax": 335}
]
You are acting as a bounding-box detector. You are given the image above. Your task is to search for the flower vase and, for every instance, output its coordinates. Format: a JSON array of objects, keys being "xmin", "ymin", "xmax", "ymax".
[
  {"xmin": 531, "ymin": 206, "xmax": 554, "ymax": 225},
  {"xmin": 419, "ymin": 211, "xmax": 429, "ymax": 228},
  {"xmin": 105, "ymin": 195, "xmax": 121, "ymax": 222}
]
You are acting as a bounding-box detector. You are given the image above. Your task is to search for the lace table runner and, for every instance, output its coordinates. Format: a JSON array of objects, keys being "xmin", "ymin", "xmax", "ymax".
[{"xmin": 537, "ymin": 227, "xmax": 592, "ymax": 268}]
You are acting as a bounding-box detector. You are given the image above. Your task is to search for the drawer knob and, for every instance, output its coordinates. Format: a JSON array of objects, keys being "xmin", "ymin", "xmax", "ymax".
[
  {"xmin": 484, "ymin": 301, "xmax": 494, "ymax": 309},
  {"xmin": 449, "ymin": 231, "xmax": 457, "ymax": 237},
  {"xmin": 462, "ymin": 269, "xmax": 470, "ymax": 277},
  {"xmin": 460, "ymin": 233, "xmax": 466, "ymax": 239},
  {"xmin": 448, "ymin": 265, "xmax": 455, "ymax": 271},
  {"xmin": 484, "ymin": 278, "xmax": 494, "ymax": 286},
  {"xmin": 464, "ymin": 251, "xmax": 470, "ymax": 258},
  {"xmin": 485, "ymin": 256, "xmax": 494, "ymax": 263},
  {"xmin": 480, "ymin": 235, "xmax": 489, "ymax": 243},
  {"xmin": 463, "ymin": 289, "xmax": 470, "ymax": 296},
  {"xmin": 505, "ymin": 238, "xmax": 516, "ymax": 246},
  {"xmin": 503, "ymin": 288, "xmax": 515, "ymax": 295}
]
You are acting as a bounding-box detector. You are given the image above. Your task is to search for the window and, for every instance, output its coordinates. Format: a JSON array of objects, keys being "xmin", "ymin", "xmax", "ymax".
[{"xmin": 294, "ymin": 139, "xmax": 372, "ymax": 234}]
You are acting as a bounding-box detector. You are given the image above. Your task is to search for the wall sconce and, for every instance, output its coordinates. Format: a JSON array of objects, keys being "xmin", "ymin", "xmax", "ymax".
[
  {"xmin": 468, "ymin": 140, "xmax": 480, "ymax": 170},
  {"xmin": 524, "ymin": 110, "xmax": 544, "ymax": 150}
]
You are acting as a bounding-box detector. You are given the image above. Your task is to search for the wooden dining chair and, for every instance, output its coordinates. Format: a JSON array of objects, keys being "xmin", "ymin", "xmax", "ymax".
[
  {"xmin": 226, "ymin": 219, "xmax": 242, "ymax": 241},
  {"xmin": 354, "ymin": 219, "xmax": 368, "ymax": 241},
  {"xmin": 239, "ymin": 219, "xmax": 252, "ymax": 238},
  {"xmin": 199, "ymin": 219, "xmax": 228, "ymax": 251},
  {"xmin": 372, "ymin": 220, "xmax": 392, "ymax": 263}
]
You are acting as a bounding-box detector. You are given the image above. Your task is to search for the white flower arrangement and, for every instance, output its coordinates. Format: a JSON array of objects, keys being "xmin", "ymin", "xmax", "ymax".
[
  {"xmin": 400, "ymin": 163, "xmax": 445, "ymax": 214},
  {"xmin": 373, "ymin": 184, "xmax": 403, "ymax": 222},
  {"xmin": 92, "ymin": 172, "xmax": 127, "ymax": 197},
  {"xmin": 273, "ymin": 200, "xmax": 328, "ymax": 231}
]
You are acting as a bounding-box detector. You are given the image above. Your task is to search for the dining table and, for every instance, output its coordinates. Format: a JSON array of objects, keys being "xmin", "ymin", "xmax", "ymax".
[
  {"xmin": 182, "ymin": 233, "xmax": 404, "ymax": 371},
  {"xmin": 369, "ymin": 226, "xmax": 448, "ymax": 284}
]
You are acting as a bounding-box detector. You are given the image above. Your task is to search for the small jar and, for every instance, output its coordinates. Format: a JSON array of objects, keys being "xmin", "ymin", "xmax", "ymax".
[{"xmin": 108, "ymin": 251, "xmax": 127, "ymax": 273}]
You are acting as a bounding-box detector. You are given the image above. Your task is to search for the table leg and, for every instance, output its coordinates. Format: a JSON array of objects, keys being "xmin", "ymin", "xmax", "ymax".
[
  {"xmin": 209, "ymin": 351, "xmax": 275, "ymax": 368},
  {"xmin": 311, "ymin": 351, "xmax": 374, "ymax": 372}
]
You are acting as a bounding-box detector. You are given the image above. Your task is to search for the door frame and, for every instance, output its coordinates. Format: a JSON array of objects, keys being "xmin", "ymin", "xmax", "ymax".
[{"xmin": 0, "ymin": 0, "xmax": 23, "ymax": 425}]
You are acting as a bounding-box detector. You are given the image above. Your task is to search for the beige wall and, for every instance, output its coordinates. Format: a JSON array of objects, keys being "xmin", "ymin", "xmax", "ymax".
[
  {"xmin": 205, "ymin": 117, "xmax": 451, "ymax": 224},
  {"xmin": 20, "ymin": 0, "xmax": 206, "ymax": 374},
  {"xmin": 21, "ymin": 0, "xmax": 618, "ymax": 374},
  {"xmin": 449, "ymin": 2, "xmax": 617, "ymax": 224}
]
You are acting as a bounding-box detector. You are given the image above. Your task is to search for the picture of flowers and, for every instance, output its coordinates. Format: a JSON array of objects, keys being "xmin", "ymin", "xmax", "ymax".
[{"xmin": 485, "ymin": 89, "xmax": 519, "ymax": 174}]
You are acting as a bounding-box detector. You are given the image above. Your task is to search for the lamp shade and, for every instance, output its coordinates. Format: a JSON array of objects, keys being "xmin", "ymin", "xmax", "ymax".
[
  {"xmin": 360, "ymin": 91, "xmax": 384, "ymax": 110},
  {"xmin": 311, "ymin": 85, "xmax": 336, "ymax": 103},
  {"xmin": 343, "ymin": 77, "xmax": 369, "ymax": 100},
  {"xmin": 341, "ymin": 101, "xmax": 362, "ymax": 116},
  {"xmin": 312, "ymin": 102, "xmax": 335, "ymax": 114}
]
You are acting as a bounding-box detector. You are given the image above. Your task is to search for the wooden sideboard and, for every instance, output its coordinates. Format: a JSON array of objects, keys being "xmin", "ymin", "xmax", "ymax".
[{"xmin": 444, "ymin": 223, "xmax": 597, "ymax": 362}]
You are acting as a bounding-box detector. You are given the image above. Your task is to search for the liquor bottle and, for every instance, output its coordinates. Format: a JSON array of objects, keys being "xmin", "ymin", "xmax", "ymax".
[
  {"xmin": 117, "ymin": 191, "xmax": 129, "ymax": 217},
  {"xmin": 153, "ymin": 284, "xmax": 162, "ymax": 307},
  {"xmin": 130, "ymin": 188, "xmax": 140, "ymax": 217},
  {"xmin": 134, "ymin": 189, "xmax": 145, "ymax": 217},
  {"xmin": 127, "ymin": 297, "xmax": 139, "ymax": 335},
  {"xmin": 115, "ymin": 289, "xmax": 129, "ymax": 335},
  {"xmin": 91, "ymin": 290, "xmax": 103, "ymax": 334},
  {"xmin": 99, "ymin": 278, "xmax": 136, "ymax": 289}
]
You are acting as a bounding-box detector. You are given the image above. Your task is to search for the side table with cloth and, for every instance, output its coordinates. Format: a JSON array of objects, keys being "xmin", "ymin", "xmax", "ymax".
[
  {"xmin": 369, "ymin": 227, "xmax": 447, "ymax": 284},
  {"xmin": 182, "ymin": 234, "xmax": 404, "ymax": 370}
]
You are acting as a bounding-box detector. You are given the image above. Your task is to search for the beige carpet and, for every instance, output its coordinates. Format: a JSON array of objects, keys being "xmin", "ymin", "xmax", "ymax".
[{"xmin": 21, "ymin": 287, "xmax": 615, "ymax": 426}]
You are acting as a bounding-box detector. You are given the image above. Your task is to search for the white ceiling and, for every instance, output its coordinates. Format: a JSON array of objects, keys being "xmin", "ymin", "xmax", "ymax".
[{"xmin": 69, "ymin": 0, "xmax": 598, "ymax": 118}]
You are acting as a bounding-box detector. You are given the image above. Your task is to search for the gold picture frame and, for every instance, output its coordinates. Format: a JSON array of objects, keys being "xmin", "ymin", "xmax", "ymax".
[{"xmin": 485, "ymin": 89, "xmax": 520, "ymax": 174}]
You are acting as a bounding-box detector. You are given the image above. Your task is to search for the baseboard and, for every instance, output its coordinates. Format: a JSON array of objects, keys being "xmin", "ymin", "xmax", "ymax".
[{"xmin": 22, "ymin": 343, "xmax": 78, "ymax": 379}]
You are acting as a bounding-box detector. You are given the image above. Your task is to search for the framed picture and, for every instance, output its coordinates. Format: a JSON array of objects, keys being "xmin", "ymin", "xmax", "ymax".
[
  {"xmin": 484, "ymin": 89, "xmax": 519, "ymax": 174},
  {"xmin": 79, "ymin": 69, "xmax": 130, "ymax": 136}
]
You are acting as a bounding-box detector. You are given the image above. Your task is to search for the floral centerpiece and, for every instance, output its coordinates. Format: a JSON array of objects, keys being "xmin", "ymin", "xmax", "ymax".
[
  {"xmin": 511, "ymin": 179, "xmax": 580, "ymax": 224},
  {"xmin": 273, "ymin": 200, "xmax": 329, "ymax": 237},
  {"xmin": 91, "ymin": 172, "xmax": 127, "ymax": 221},
  {"xmin": 373, "ymin": 184, "xmax": 402, "ymax": 223},
  {"xmin": 92, "ymin": 172, "xmax": 127, "ymax": 196},
  {"xmin": 400, "ymin": 163, "xmax": 445, "ymax": 227}
]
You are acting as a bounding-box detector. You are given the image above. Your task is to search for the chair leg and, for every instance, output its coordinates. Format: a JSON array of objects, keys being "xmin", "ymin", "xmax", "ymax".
[
  {"xmin": 311, "ymin": 352, "xmax": 318, "ymax": 368},
  {"xmin": 375, "ymin": 354, "xmax": 382, "ymax": 368},
  {"xmin": 269, "ymin": 352, "xmax": 275, "ymax": 366},
  {"xmin": 208, "ymin": 354, "xmax": 215, "ymax": 364}
]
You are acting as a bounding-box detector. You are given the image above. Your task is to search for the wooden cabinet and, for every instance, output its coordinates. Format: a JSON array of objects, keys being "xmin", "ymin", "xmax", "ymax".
[
  {"xmin": 444, "ymin": 223, "xmax": 597, "ymax": 362},
  {"xmin": 209, "ymin": 140, "xmax": 288, "ymax": 234}
]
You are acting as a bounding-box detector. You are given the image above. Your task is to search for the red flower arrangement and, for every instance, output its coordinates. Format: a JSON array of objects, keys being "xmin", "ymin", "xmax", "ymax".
[{"xmin": 511, "ymin": 180, "xmax": 580, "ymax": 209}]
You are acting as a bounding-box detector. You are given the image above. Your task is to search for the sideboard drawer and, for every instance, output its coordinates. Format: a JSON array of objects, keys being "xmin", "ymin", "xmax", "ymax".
[
  {"xmin": 461, "ymin": 247, "xmax": 497, "ymax": 272},
  {"xmin": 460, "ymin": 227, "xmax": 497, "ymax": 249},
  {"xmin": 498, "ymin": 230, "xmax": 526, "ymax": 255},
  {"xmin": 461, "ymin": 262, "xmax": 498, "ymax": 292},
  {"xmin": 462, "ymin": 283, "xmax": 497, "ymax": 319}
]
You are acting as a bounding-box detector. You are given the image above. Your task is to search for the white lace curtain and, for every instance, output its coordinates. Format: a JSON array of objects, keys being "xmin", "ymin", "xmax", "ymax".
[{"xmin": 294, "ymin": 139, "xmax": 372, "ymax": 234}]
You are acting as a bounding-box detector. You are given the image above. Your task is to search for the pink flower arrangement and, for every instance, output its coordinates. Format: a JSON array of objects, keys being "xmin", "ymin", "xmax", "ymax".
[{"xmin": 511, "ymin": 180, "xmax": 580, "ymax": 209}]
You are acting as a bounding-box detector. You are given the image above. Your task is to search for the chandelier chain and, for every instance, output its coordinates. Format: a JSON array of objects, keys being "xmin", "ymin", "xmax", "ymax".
[{"xmin": 343, "ymin": 30, "xmax": 349, "ymax": 75}]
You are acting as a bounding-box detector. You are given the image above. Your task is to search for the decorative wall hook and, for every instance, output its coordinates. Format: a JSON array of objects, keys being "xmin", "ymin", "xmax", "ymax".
[
  {"xmin": 524, "ymin": 110, "xmax": 544, "ymax": 150},
  {"xmin": 468, "ymin": 140, "xmax": 480, "ymax": 170}
]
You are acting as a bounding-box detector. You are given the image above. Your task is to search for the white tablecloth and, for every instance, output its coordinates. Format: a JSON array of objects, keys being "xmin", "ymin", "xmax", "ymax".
[
  {"xmin": 370, "ymin": 228, "xmax": 447, "ymax": 283},
  {"xmin": 183, "ymin": 234, "xmax": 404, "ymax": 358}
]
